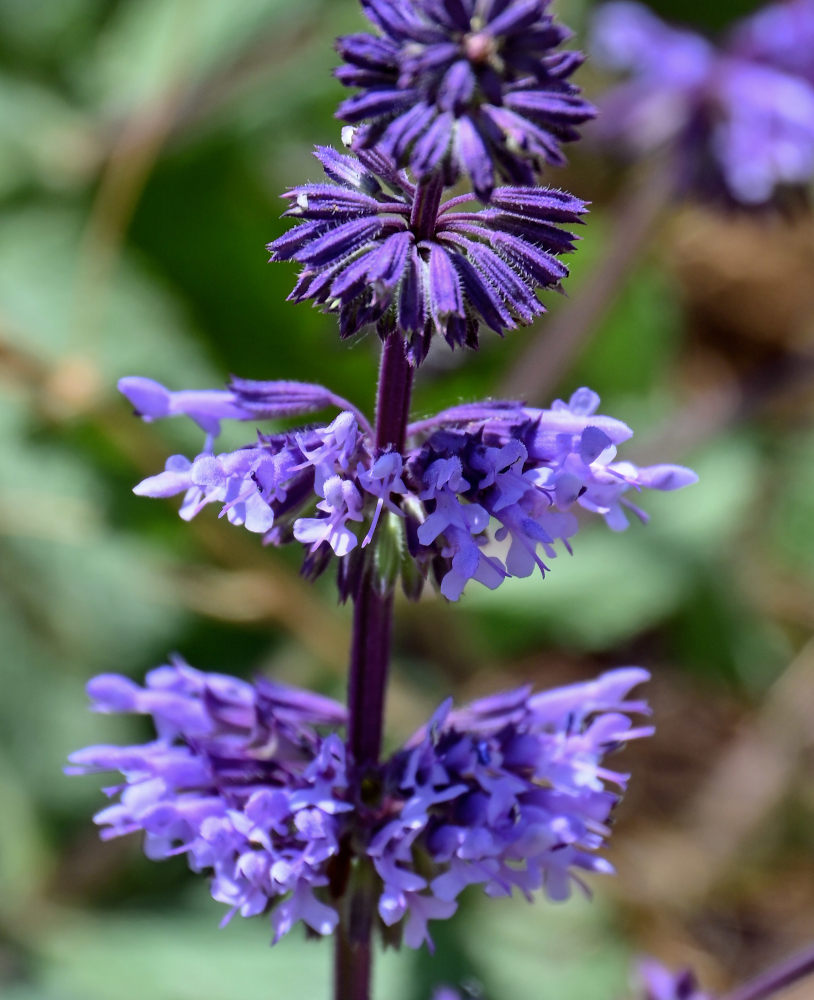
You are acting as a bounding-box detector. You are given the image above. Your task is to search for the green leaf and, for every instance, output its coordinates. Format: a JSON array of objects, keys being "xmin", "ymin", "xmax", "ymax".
[
  {"xmin": 78, "ymin": 0, "xmax": 321, "ymax": 112},
  {"xmin": 0, "ymin": 207, "xmax": 218, "ymax": 388},
  {"xmin": 0, "ymin": 74, "xmax": 92, "ymax": 197},
  {"xmin": 35, "ymin": 903, "xmax": 410, "ymax": 1000},
  {"xmin": 0, "ymin": 748, "xmax": 50, "ymax": 915},
  {"xmin": 461, "ymin": 893, "xmax": 629, "ymax": 1000}
]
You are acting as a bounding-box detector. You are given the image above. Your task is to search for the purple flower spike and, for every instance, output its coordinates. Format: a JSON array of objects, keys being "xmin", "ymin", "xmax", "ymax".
[
  {"xmin": 335, "ymin": 0, "xmax": 596, "ymax": 197},
  {"xmin": 371, "ymin": 667, "xmax": 652, "ymax": 947},
  {"xmin": 591, "ymin": 1, "xmax": 814, "ymax": 205},
  {"xmin": 67, "ymin": 657, "xmax": 350, "ymax": 942},
  {"xmin": 269, "ymin": 142, "xmax": 586, "ymax": 364}
]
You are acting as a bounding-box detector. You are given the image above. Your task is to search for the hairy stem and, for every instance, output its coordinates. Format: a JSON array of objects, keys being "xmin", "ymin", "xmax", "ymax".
[
  {"xmin": 335, "ymin": 319, "xmax": 415, "ymax": 1000},
  {"xmin": 723, "ymin": 945, "xmax": 814, "ymax": 1000}
]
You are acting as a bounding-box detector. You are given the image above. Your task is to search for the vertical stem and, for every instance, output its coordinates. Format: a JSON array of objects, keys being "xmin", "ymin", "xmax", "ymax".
[
  {"xmin": 346, "ymin": 579, "xmax": 394, "ymax": 766},
  {"xmin": 347, "ymin": 330, "xmax": 414, "ymax": 767},
  {"xmin": 335, "ymin": 305, "xmax": 416, "ymax": 1000},
  {"xmin": 375, "ymin": 328, "xmax": 415, "ymax": 452},
  {"xmin": 722, "ymin": 945, "xmax": 814, "ymax": 1000},
  {"xmin": 334, "ymin": 923, "xmax": 372, "ymax": 1000}
]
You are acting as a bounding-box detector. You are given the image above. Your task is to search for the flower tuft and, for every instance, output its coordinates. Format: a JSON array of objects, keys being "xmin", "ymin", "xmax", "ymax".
[
  {"xmin": 67, "ymin": 658, "xmax": 349, "ymax": 941},
  {"xmin": 69, "ymin": 662, "xmax": 651, "ymax": 949},
  {"xmin": 268, "ymin": 143, "xmax": 586, "ymax": 363},
  {"xmin": 370, "ymin": 667, "xmax": 652, "ymax": 947},
  {"xmin": 126, "ymin": 378, "xmax": 697, "ymax": 601},
  {"xmin": 336, "ymin": 0, "xmax": 596, "ymax": 198}
]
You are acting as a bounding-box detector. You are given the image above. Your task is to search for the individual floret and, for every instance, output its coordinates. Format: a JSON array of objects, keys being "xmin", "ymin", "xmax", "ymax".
[
  {"xmin": 729, "ymin": 0, "xmax": 814, "ymax": 86},
  {"xmin": 638, "ymin": 960, "xmax": 712, "ymax": 1000}
]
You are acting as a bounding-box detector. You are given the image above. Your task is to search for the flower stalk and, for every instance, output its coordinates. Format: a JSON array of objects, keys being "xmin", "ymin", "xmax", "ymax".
[
  {"xmin": 334, "ymin": 922, "xmax": 372, "ymax": 1000},
  {"xmin": 722, "ymin": 944, "xmax": 814, "ymax": 1000},
  {"xmin": 340, "ymin": 322, "xmax": 415, "ymax": 1000},
  {"xmin": 66, "ymin": 4, "xmax": 704, "ymax": 999}
]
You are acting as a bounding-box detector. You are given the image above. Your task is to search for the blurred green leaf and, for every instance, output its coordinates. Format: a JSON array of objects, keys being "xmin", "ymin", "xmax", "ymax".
[
  {"xmin": 769, "ymin": 428, "xmax": 814, "ymax": 586},
  {"xmin": 0, "ymin": 392, "xmax": 188, "ymax": 805},
  {"xmin": 0, "ymin": 75, "xmax": 93, "ymax": 197},
  {"xmin": 463, "ymin": 894, "xmax": 628, "ymax": 1000},
  {"xmin": 0, "ymin": 207, "xmax": 218, "ymax": 386},
  {"xmin": 78, "ymin": 0, "xmax": 322, "ymax": 112},
  {"xmin": 35, "ymin": 903, "xmax": 410, "ymax": 1000},
  {"xmin": 0, "ymin": 749, "xmax": 50, "ymax": 915}
]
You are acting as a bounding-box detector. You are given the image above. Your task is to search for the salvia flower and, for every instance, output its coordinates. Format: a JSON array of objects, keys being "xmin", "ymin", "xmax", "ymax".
[
  {"xmin": 128, "ymin": 378, "xmax": 697, "ymax": 601},
  {"xmin": 268, "ymin": 141, "xmax": 586, "ymax": 364},
  {"xmin": 591, "ymin": 1, "xmax": 814, "ymax": 205},
  {"xmin": 66, "ymin": 658, "xmax": 349, "ymax": 941},
  {"xmin": 336, "ymin": 0, "xmax": 596, "ymax": 198},
  {"xmin": 729, "ymin": 0, "xmax": 814, "ymax": 87},
  {"xmin": 69, "ymin": 662, "xmax": 650, "ymax": 948},
  {"xmin": 368, "ymin": 667, "xmax": 652, "ymax": 946},
  {"xmin": 639, "ymin": 960, "xmax": 712, "ymax": 1000}
]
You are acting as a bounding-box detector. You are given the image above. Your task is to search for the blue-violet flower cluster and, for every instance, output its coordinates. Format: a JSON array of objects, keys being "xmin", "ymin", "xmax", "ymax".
[
  {"xmin": 268, "ymin": 142, "xmax": 586, "ymax": 364},
  {"xmin": 68, "ymin": 661, "xmax": 651, "ymax": 948},
  {"xmin": 638, "ymin": 960, "xmax": 712, "ymax": 1000},
  {"xmin": 591, "ymin": 0, "xmax": 814, "ymax": 205},
  {"xmin": 335, "ymin": 0, "xmax": 596, "ymax": 198},
  {"xmin": 121, "ymin": 376, "xmax": 696, "ymax": 601},
  {"xmin": 371, "ymin": 666, "xmax": 652, "ymax": 946},
  {"xmin": 66, "ymin": 660, "xmax": 349, "ymax": 941},
  {"xmin": 730, "ymin": 0, "xmax": 814, "ymax": 87}
]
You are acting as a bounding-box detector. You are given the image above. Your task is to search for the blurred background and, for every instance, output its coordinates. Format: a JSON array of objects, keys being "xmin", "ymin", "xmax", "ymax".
[{"xmin": 1, "ymin": 0, "xmax": 813, "ymax": 997}]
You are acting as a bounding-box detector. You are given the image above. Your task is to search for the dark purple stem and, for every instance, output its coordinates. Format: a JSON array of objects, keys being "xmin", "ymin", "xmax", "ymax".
[
  {"xmin": 409, "ymin": 169, "xmax": 444, "ymax": 242},
  {"xmin": 722, "ymin": 945, "xmax": 814, "ymax": 1000},
  {"xmin": 335, "ymin": 263, "xmax": 417, "ymax": 1000},
  {"xmin": 346, "ymin": 330, "xmax": 413, "ymax": 765},
  {"xmin": 346, "ymin": 578, "xmax": 394, "ymax": 767},
  {"xmin": 334, "ymin": 923, "xmax": 372, "ymax": 1000}
]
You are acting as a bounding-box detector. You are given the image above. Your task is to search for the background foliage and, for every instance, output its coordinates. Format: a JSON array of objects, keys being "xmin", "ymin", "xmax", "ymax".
[{"xmin": 1, "ymin": 0, "xmax": 813, "ymax": 997}]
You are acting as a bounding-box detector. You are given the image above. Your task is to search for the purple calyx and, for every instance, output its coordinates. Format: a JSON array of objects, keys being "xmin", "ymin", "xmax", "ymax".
[
  {"xmin": 268, "ymin": 141, "xmax": 587, "ymax": 364},
  {"xmin": 335, "ymin": 0, "xmax": 596, "ymax": 198}
]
